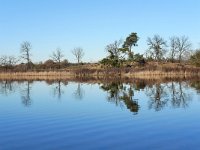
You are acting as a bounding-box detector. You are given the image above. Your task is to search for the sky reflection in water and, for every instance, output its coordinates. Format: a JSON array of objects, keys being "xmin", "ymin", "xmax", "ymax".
[{"xmin": 0, "ymin": 79, "xmax": 200, "ymax": 150}]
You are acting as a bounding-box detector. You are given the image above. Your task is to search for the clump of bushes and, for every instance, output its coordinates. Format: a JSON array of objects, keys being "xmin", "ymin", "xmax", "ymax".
[{"xmin": 190, "ymin": 50, "xmax": 200, "ymax": 67}]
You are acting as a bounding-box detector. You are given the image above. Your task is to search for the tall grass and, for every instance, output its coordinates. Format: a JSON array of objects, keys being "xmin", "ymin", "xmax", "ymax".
[{"xmin": 0, "ymin": 62, "xmax": 200, "ymax": 79}]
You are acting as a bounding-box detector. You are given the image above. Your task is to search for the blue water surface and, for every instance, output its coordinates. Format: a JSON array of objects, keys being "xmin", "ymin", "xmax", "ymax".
[{"xmin": 0, "ymin": 80, "xmax": 200, "ymax": 150}]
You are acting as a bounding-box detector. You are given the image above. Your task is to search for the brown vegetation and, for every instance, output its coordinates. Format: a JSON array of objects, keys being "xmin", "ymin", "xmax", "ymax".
[{"xmin": 0, "ymin": 62, "xmax": 200, "ymax": 80}]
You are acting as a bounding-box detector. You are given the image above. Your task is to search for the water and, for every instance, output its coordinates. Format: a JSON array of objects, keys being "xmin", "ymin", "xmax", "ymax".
[{"xmin": 0, "ymin": 79, "xmax": 200, "ymax": 150}]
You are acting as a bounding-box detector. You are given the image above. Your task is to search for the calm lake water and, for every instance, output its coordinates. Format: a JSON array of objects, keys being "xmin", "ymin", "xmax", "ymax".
[{"xmin": 0, "ymin": 79, "xmax": 200, "ymax": 150}]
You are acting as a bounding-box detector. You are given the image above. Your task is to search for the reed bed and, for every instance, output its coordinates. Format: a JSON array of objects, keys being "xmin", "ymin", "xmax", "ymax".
[{"xmin": 1, "ymin": 62, "xmax": 200, "ymax": 81}]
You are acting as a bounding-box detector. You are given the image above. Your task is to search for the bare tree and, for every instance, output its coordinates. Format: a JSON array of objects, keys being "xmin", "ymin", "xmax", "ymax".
[
  {"xmin": 169, "ymin": 36, "xmax": 178, "ymax": 63},
  {"xmin": 105, "ymin": 39, "xmax": 123, "ymax": 59},
  {"xmin": 72, "ymin": 47, "xmax": 84, "ymax": 64},
  {"xmin": 147, "ymin": 35, "xmax": 167, "ymax": 61},
  {"xmin": 7, "ymin": 56, "xmax": 18, "ymax": 67},
  {"xmin": 176, "ymin": 36, "xmax": 192, "ymax": 63},
  {"xmin": 20, "ymin": 41, "xmax": 32, "ymax": 69},
  {"xmin": 0, "ymin": 55, "xmax": 8, "ymax": 66},
  {"xmin": 51, "ymin": 48, "xmax": 64, "ymax": 69},
  {"xmin": 0, "ymin": 55, "xmax": 17, "ymax": 70}
]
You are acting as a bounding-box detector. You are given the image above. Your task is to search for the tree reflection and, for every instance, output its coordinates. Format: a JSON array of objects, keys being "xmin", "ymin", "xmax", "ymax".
[
  {"xmin": 20, "ymin": 81, "xmax": 32, "ymax": 107},
  {"xmin": 100, "ymin": 82, "xmax": 140, "ymax": 114},
  {"xmin": 145, "ymin": 82, "xmax": 192, "ymax": 111},
  {"xmin": 0, "ymin": 80, "xmax": 33, "ymax": 107},
  {"xmin": 145, "ymin": 83, "xmax": 168, "ymax": 111},
  {"xmin": 101, "ymin": 81, "xmax": 193, "ymax": 113},
  {"xmin": 170, "ymin": 82, "xmax": 191, "ymax": 108},
  {"xmin": 190, "ymin": 81, "xmax": 200, "ymax": 93},
  {"xmin": 133, "ymin": 80, "xmax": 146, "ymax": 91},
  {"xmin": 73, "ymin": 83, "xmax": 84, "ymax": 100},
  {"xmin": 52, "ymin": 80, "xmax": 68, "ymax": 99},
  {"xmin": 0, "ymin": 79, "xmax": 197, "ymax": 112},
  {"xmin": 0, "ymin": 80, "xmax": 16, "ymax": 96}
]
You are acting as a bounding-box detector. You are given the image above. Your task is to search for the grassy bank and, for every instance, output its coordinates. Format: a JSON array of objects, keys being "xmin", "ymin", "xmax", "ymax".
[{"xmin": 0, "ymin": 62, "xmax": 200, "ymax": 80}]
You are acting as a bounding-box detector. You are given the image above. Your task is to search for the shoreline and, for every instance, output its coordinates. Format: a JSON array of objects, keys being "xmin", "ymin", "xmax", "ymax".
[
  {"xmin": 0, "ymin": 70, "xmax": 200, "ymax": 81},
  {"xmin": 1, "ymin": 62, "xmax": 200, "ymax": 80}
]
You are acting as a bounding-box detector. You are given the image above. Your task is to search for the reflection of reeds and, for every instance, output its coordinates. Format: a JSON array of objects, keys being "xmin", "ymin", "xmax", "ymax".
[
  {"xmin": 0, "ymin": 74, "xmax": 199, "ymax": 86},
  {"xmin": 122, "ymin": 70, "xmax": 200, "ymax": 78}
]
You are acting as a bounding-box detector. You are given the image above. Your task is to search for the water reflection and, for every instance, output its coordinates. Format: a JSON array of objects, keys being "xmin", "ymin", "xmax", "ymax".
[
  {"xmin": 73, "ymin": 83, "xmax": 85, "ymax": 100},
  {"xmin": 146, "ymin": 83, "xmax": 168, "ymax": 111},
  {"xmin": 51, "ymin": 80, "xmax": 68, "ymax": 99},
  {"xmin": 0, "ymin": 80, "xmax": 17, "ymax": 96},
  {"xmin": 0, "ymin": 80, "xmax": 33, "ymax": 107},
  {"xmin": 0, "ymin": 79, "xmax": 198, "ymax": 113},
  {"xmin": 146, "ymin": 82, "xmax": 192, "ymax": 111},
  {"xmin": 100, "ymin": 82, "xmax": 140, "ymax": 114},
  {"xmin": 20, "ymin": 81, "xmax": 32, "ymax": 107},
  {"xmin": 190, "ymin": 81, "xmax": 200, "ymax": 93},
  {"xmin": 170, "ymin": 82, "xmax": 191, "ymax": 108}
]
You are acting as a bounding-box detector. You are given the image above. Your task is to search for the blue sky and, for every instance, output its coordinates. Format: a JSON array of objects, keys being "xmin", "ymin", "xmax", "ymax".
[{"xmin": 0, "ymin": 0, "xmax": 200, "ymax": 63}]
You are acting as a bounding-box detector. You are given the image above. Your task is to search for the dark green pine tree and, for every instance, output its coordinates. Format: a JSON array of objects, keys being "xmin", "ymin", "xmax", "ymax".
[{"xmin": 123, "ymin": 32, "xmax": 139, "ymax": 59}]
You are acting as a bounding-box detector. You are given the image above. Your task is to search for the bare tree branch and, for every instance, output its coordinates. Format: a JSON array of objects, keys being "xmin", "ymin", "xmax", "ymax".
[
  {"xmin": 147, "ymin": 35, "xmax": 167, "ymax": 61},
  {"xmin": 51, "ymin": 48, "xmax": 64, "ymax": 69},
  {"xmin": 72, "ymin": 47, "xmax": 84, "ymax": 64},
  {"xmin": 20, "ymin": 41, "xmax": 32, "ymax": 69}
]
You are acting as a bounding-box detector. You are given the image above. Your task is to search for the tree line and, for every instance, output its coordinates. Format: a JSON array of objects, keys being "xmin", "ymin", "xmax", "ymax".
[
  {"xmin": 0, "ymin": 32, "xmax": 200, "ymax": 72},
  {"xmin": 100, "ymin": 33, "xmax": 200, "ymax": 67},
  {"xmin": 0, "ymin": 42, "xmax": 85, "ymax": 71}
]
